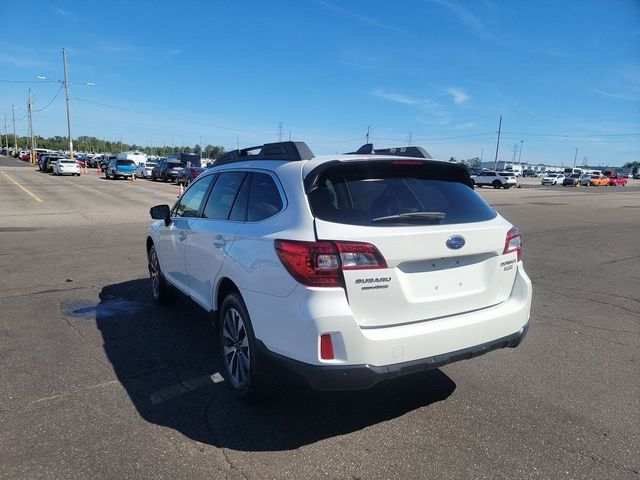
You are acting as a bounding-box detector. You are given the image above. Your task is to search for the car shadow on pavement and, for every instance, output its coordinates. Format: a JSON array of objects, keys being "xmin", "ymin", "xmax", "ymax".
[{"xmin": 94, "ymin": 278, "xmax": 457, "ymax": 452}]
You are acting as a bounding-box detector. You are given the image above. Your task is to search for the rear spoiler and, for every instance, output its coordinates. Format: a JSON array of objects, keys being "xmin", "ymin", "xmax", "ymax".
[{"xmin": 304, "ymin": 159, "xmax": 473, "ymax": 193}]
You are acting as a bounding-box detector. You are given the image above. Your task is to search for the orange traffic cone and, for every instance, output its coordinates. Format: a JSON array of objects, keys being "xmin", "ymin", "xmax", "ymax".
[{"xmin": 178, "ymin": 183, "xmax": 184, "ymax": 198}]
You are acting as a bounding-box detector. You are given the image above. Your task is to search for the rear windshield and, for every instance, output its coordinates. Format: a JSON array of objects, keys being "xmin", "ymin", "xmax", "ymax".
[
  {"xmin": 169, "ymin": 162, "xmax": 182, "ymax": 168},
  {"xmin": 117, "ymin": 160, "xmax": 135, "ymax": 166},
  {"xmin": 307, "ymin": 164, "xmax": 496, "ymax": 226},
  {"xmin": 61, "ymin": 160, "xmax": 75, "ymax": 164}
]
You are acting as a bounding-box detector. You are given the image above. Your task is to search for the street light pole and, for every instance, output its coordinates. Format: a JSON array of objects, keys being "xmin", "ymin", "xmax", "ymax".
[
  {"xmin": 573, "ymin": 147, "xmax": 578, "ymax": 168},
  {"xmin": 493, "ymin": 115, "xmax": 502, "ymax": 171},
  {"xmin": 62, "ymin": 48, "xmax": 75, "ymax": 166},
  {"xmin": 28, "ymin": 89, "xmax": 36, "ymax": 163},
  {"xmin": 12, "ymin": 105, "xmax": 17, "ymax": 154},
  {"xmin": 518, "ymin": 140, "xmax": 523, "ymax": 163}
]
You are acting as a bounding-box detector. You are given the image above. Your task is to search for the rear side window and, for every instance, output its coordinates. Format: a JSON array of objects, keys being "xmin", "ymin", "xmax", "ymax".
[
  {"xmin": 307, "ymin": 164, "xmax": 496, "ymax": 226},
  {"xmin": 202, "ymin": 172, "xmax": 246, "ymax": 220},
  {"xmin": 117, "ymin": 160, "xmax": 135, "ymax": 166},
  {"xmin": 247, "ymin": 173, "xmax": 283, "ymax": 222}
]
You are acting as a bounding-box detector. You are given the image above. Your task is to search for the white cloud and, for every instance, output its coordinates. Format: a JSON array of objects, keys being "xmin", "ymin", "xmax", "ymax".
[
  {"xmin": 445, "ymin": 87, "xmax": 469, "ymax": 105},
  {"xmin": 317, "ymin": 0, "xmax": 422, "ymax": 41},
  {"xmin": 372, "ymin": 89, "xmax": 452, "ymax": 125},
  {"xmin": 427, "ymin": 0, "xmax": 494, "ymax": 41},
  {"xmin": 372, "ymin": 89, "xmax": 419, "ymax": 105},
  {"xmin": 588, "ymin": 88, "xmax": 639, "ymax": 101},
  {"xmin": 53, "ymin": 7, "xmax": 78, "ymax": 22}
]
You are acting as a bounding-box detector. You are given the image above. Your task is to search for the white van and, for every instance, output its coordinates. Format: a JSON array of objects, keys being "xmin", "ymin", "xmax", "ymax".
[{"xmin": 117, "ymin": 151, "xmax": 148, "ymax": 166}]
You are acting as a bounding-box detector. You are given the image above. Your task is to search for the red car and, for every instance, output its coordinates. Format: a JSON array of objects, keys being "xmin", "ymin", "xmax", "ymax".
[
  {"xmin": 604, "ymin": 171, "xmax": 628, "ymax": 186},
  {"xmin": 175, "ymin": 166, "xmax": 204, "ymax": 186}
]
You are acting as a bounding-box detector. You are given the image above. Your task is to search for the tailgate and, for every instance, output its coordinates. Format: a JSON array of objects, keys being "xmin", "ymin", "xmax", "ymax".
[{"xmin": 316, "ymin": 218, "xmax": 517, "ymax": 327}]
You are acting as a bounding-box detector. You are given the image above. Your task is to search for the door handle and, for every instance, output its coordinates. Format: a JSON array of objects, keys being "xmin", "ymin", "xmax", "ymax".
[{"xmin": 213, "ymin": 235, "xmax": 226, "ymax": 248}]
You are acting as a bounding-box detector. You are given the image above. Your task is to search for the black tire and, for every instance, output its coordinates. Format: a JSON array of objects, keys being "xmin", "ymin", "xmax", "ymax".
[
  {"xmin": 219, "ymin": 292, "xmax": 265, "ymax": 400},
  {"xmin": 148, "ymin": 244, "xmax": 172, "ymax": 305},
  {"xmin": 492, "ymin": 180, "xmax": 501, "ymax": 189}
]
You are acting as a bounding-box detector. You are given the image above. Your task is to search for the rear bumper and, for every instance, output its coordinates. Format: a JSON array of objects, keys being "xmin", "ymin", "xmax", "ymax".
[{"xmin": 257, "ymin": 323, "xmax": 528, "ymax": 391}]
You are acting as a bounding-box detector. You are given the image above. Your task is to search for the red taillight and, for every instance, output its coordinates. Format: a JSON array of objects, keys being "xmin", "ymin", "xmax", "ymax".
[
  {"xmin": 503, "ymin": 227, "xmax": 522, "ymax": 261},
  {"xmin": 320, "ymin": 334, "xmax": 334, "ymax": 360},
  {"xmin": 274, "ymin": 240, "xmax": 387, "ymax": 287}
]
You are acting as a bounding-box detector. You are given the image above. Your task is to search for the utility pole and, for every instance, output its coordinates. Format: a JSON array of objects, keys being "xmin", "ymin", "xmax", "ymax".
[
  {"xmin": 518, "ymin": 140, "xmax": 523, "ymax": 163},
  {"xmin": 28, "ymin": 89, "xmax": 36, "ymax": 163},
  {"xmin": 480, "ymin": 148, "xmax": 484, "ymax": 162},
  {"xmin": 62, "ymin": 48, "xmax": 75, "ymax": 163},
  {"xmin": 236, "ymin": 134, "xmax": 239, "ymax": 149},
  {"xmin": 493, "ymin": 115, "xmax": 502, "ymax": 171},
  {"xmin": 573, "ymin": 147, "xmax": 578, "ymax": 168},
  {"xmin": 12, "ymin": 105, "xmax": 17, "ymax": 153},
  {"xmin": 277, "ymin": 122, "xmax": 283, "ymax": 142},
  {"xmin": 3, "ymin": 115, "xmax": 7, "ymax": 154},
  {"xmin": 511, "ymin": 143, "xmax": 518, "ymax": 162},
  {"xmin": 407, "ymin": 132, "xmax": 413, "ymax": 146},
  {"xmin": 288, "ymin": 130, "xmax": 291, "ymax": 141},
  {"xmin": 366, "ymin": 126, "xmax": 370, "ymax": 144}
]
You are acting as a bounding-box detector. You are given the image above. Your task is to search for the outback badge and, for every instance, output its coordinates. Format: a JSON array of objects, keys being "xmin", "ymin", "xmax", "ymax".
[{"xmin": 446, "ymin": 235, "xmax": 465, "ymax": 250}]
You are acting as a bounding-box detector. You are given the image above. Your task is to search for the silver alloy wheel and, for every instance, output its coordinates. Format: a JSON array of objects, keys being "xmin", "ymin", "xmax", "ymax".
[
  {"xmin": 149, "ymin": 247, "xmax": 160, "ymax": 299},
  {"xmin": 222, "ymin": 307, "xmax": 250, "ymax": 388}
]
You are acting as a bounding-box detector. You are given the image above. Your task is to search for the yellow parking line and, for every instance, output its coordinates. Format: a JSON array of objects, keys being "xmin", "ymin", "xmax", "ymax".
[{"xmin": 1, "ymin": 171, "xmax": 43, "ymax": 203}]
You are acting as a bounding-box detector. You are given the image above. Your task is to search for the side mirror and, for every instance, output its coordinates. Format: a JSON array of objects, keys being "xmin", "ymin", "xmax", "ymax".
[{"xmin": 150, "ymin": 204, "xmax": 171, "ymax": 226}]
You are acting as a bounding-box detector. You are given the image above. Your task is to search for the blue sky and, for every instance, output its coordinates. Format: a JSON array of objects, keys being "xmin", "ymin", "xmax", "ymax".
[{"xmin": 1, "ymin": 0, "xmax": 639, "ymax": 165}]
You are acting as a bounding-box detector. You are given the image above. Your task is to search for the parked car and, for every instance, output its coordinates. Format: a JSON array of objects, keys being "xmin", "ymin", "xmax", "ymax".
[
  {"xmin": 53, "ymin": 159, "xmax": 81, "ymax": 176},
  {"xmin": 99, "ymin": 156, "xmax": 117, "ymax": 172},
  {"xmin": 588, "ymin": 174, "xmax": 609, "ymax": 187},
  {"xmin": 151, "ymin": 160, "xmax": 183, "ymax": 182},
  {"xmin": 603, "ymin": 172, "xmax": 628, "ymax": 186},
  {"xmin": 541, "ymin": 173, "xmax": 565, "ymax": 185},
  {"xmin": 175, "ymin": 166, "xmax": 204, "ymax": 186},
  {"xmin": 562, "ymin": 174, "xmax": 581, "ymax": 186},
  {"xmin": 135, "ymin": 161, "xmax": 157, "ymax": 178},
  {"xmin": 146, "ymin": 141, "xmax": 532, "ymax": 399},
  {"xmin": 470, "ymin": 171, "xmax": 517, "ymax": 189},
  {"xmin": 43, "ymin": 155, "xmax": 65, "ymax": 173},
  {"xmin": 578, "ymin": 174, "xmax": 592, "ymax": 186},
  {"xmin": 105, "ymin": 159, "xmax": 136, "ymax": 179}
]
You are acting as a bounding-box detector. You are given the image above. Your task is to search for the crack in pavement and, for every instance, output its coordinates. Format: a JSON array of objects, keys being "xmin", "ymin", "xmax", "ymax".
[{"xmin": 536, "ymin": 286, "xmax": 640, "ymax": 318}]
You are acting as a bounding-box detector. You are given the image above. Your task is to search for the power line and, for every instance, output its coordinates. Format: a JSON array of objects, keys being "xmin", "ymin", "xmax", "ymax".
[
  {"xmin": 0, "ymin": 79, "xmax": 44, "ymax": 84},
  {"xmin": 32, "ymin": 85, "xmax": 64, "ymax": 112},
  {"xmin": 502, "ymin": 130, "xmax": 640, "ymax": 138}
]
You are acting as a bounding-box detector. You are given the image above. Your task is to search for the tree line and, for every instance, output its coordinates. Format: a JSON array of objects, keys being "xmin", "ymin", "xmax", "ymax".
[{"xmin": 10, "ymin": 135, "xmax": 227, "ymax": 159}]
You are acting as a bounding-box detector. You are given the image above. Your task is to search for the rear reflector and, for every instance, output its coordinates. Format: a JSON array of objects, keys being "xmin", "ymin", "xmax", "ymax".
[
  {"xmin": 503, "ymin": 227, "xmax": 522, "ymax": 261},
  {"xmin": 320, "ymin": 334, "xmax": 334, "ymax": 360},
  {"xmin": 274, "ymin": 240, "xmax": 387, "ymax": 287}
]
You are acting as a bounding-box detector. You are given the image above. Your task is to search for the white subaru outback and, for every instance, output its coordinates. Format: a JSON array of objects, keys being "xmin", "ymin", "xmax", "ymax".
[{"xmin": 147, "ymin": 142, "xmax": 532, "ymax": 398}]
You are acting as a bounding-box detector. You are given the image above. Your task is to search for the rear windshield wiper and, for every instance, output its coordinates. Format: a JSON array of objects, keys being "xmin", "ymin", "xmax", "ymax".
[{"xmin": 372, "ymin": 212, "xmax": 446, "ymax": 224}]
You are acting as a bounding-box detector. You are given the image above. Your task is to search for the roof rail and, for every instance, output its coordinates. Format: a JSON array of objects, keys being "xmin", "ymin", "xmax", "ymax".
[
  {"xmin": 215, "ymin": 141, "xmax": 315, "ymax": 165},
  {"xmin": 345, "ymin": 143, "xmax": 432, "ymax": 159}
]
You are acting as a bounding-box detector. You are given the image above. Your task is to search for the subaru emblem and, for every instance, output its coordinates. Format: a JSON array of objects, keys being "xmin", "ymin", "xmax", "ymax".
[{"xmin": 446, "ymin": 235, "xmax": 465, "ymax": 250}]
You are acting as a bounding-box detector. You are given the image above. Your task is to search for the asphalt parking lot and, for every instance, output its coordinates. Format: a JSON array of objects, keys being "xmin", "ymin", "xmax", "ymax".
[{"xmin": 0, "ymin": 155, "xmax": 638, "ymax": 480}]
